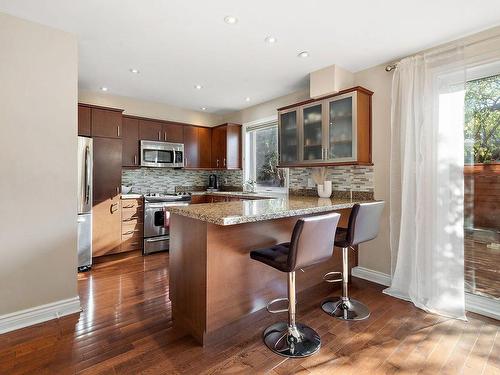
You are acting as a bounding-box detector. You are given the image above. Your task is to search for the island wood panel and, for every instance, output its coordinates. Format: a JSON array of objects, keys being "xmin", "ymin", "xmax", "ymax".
[{"xmin": 169, "ymin": 208, "xmax": 353, "ymax": 345}]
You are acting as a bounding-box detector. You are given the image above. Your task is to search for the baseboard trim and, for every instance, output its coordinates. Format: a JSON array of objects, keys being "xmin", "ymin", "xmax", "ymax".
[
  {"xmin": 465, "ymin": 293, "xmax": 500, "ymax": 320},
  {"xmin": 0, "ymin": 296, "xmax": 81, "ymax": 335},
  {"xmin": 352, "ymin": 266, "xmax": 392, "ymax": 286}
]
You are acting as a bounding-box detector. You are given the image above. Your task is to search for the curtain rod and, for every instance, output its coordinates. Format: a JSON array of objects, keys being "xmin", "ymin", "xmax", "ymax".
[{"xmin": 385, "ymin": 33, "xmax": 500, "ymax": 72}]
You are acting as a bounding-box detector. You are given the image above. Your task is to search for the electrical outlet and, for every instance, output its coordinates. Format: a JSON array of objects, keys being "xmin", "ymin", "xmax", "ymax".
[{"xmin": 307, "ymin": 178, "xmax": 315, "ymax": 188}]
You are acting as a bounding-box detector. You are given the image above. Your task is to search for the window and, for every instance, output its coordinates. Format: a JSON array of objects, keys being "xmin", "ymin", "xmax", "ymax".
[{"xmin": 245, "ymin": 120, "xmax": 288, "ymax": 192}]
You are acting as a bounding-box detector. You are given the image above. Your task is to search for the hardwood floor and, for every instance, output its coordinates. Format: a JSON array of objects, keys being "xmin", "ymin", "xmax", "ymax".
[{"xmin": 0, "ymin": 251, "xmax": 498, "ymax": 375}]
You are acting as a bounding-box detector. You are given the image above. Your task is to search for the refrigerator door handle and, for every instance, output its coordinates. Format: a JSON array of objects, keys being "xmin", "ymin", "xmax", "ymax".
[{"xmin": 84, "ymin": 146, "xmax": 91, "ymax": 205}]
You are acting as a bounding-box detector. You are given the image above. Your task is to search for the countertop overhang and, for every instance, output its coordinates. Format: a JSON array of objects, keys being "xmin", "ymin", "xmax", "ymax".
[{"xmin": 168, "ymin": 195, "xmax": 375, "ymax": 226}]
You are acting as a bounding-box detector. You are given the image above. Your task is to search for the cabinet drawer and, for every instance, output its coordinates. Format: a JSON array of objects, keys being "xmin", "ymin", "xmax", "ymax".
[
  {"xmin": 121, "ymin": 236, "xmax": 142, "ymax": 252},
  {"xmin": 121, "ymin": 208, "xmax": 143, "ymax": 222},
  {"xmin": 122, "ymin": 222, "xmax": 143, "ymax": 237},
  {"xmin": 121, "ymin": 198, "xmax": 143, "ymax": 209}
]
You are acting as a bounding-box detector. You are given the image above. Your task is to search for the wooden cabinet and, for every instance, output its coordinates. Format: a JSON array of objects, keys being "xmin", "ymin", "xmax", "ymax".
[
  {"xmin": 78, "ymin": 105, "xmax": 91, "ymax": 136},
  {"xmin": 92, "ymin": 196, "xmax": 121, "ymax": 257},
  {"xmin": 277, "ymin": 86, "xmax": 373, "ymax": 166},
  {"xmin": 211, "ymin": 123, "xmax": 242, "ymax": 170},
  {"xmin": 164, "ymin": 122, "xmax": 184, "ymax": 143},
  {"xmin": 184, "ymin": 126, "xmax": 199, "ymax": 168},
  {"xmin": 122, "ymin": 117, "xmax": 139, "ymax": 167},
  {"xmin": 191, "ymin": 195, "xmax": 209, "ymax": 204},
  {"xmin": 139, "ymin": 120, "xmax": 184, "ymax": 143},
  {"xmin": 139, "ymin": 119, "xmax": 163, "ymax": 141},
  {"xmin": 198, "ymin": 127, "xmax": 212, "ymax": 168},
  {"xmin": 184, "ymin": 125, "xmax": 212, "ymax": 169},
  {"xmin": 91, "ymin": 108, "xmax": 123, "ymax": 138},
  {"xmin": 121, "ymin": 198, "xmax": 143, "ymax": 253},
  {"xmin": 93, "ymin": 137, "xmax": 122, "ymax": 201},
  {"xmin": 92, "ymin": 137, "xmax": 122, "ymax": 257}
]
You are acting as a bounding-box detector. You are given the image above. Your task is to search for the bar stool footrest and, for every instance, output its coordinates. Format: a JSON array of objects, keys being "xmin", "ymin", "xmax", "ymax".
[
  {"xmin": 266, "ymin": 297, "xmax": 289, "ymax": 314},
  {"xmin": 323, "ymin": 271, "xmax": 343, "ymax": 283}
]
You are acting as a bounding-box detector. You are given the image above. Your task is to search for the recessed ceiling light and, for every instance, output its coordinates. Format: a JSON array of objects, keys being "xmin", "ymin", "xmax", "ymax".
[
  {"xmin": 224, "ymin": 16, "xmax": 238, "ymax": 24},
  {"xmin": 100, "ymin": 86, "xmax": 108, "ymax": 92},
  {"xmin": 129, "ymin": 68, "xmax": 140, "ymax": 74},
  {"xmin": 194, "ymin": 84, "xmax": 203, "ymax": 90},
  {"xmin": 264, "ymin": 36, "xmax": 277, "ymax": 44},
  {"xmin": 298, "ymin": 51, "xmax": 310, "ymax": 58},
  {"xmin": 201, "ymin": 107, "xmax": 207, "ymax": 111},
  {"xmin": 245, "ymin": 97, "xmax": 251, "ymax": 102}
]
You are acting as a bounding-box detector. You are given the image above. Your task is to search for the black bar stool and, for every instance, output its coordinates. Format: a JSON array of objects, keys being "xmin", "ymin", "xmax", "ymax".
[
  {"xmin": 250, "ymin": 212, "xmax": 341, "ymax": 358},
  {"xmin": 321, "ymin": 201, "xmax": 385, "ymax": 320}
]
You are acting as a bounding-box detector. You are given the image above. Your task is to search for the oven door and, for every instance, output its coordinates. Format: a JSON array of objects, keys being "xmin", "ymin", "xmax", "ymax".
[{"xmin": 144, "ymin": 202, "xmax": 190, "ymax": 238}]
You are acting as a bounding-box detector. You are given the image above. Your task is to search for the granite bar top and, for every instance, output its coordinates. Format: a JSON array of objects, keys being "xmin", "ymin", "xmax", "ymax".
[
  {"xmin": 168, "ymin": 195, "xmax": 375, "ymax": 226},
  {"xmin": 190, "ymin": 190, "xmax": 278, "ymax": 199}
]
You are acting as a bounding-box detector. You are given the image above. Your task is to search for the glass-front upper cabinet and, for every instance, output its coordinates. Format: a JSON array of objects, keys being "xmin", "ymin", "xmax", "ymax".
[
  {"xmin": 277, "ymin": 87, "xmax": 372, "ymax": 166},
  {"xmin": 326, "ymin": 92, "xmax": 357, "ymax": 162},
  {"xmin": 302, "ymin": 103, "xmax": 324, "ymax": 162},
  {"xmin": 279, "ymin": 109, "xmax": 299, "ymax": 164}
]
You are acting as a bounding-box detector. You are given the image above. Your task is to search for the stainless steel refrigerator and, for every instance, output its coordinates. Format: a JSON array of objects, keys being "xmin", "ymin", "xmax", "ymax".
[{"xmin": 77, "ymin": 136, "xmax": 93, "ymax": 272}]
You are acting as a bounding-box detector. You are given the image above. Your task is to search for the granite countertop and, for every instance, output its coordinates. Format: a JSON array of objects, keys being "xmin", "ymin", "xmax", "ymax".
[
  {"xmin": 190, "ymin": 190, "xmax": 278, "ymax": 199},
  {"xmin": 121, "ymin": 194, "xmax": 143, "ymax": 199},
  {"xmin": 168, "ymin": 195, "xmax": 375, "ymax": 226}
]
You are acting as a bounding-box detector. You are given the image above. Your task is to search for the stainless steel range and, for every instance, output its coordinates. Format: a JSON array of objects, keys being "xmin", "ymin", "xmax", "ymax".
[{"xmin": 143, "ymin": 192, "xmax": 191, "ymax": 255}]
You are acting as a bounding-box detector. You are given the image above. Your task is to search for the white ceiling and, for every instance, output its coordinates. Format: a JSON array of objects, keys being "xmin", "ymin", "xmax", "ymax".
[{"xmin": 1, "ymin": 1, "xmax": 500, "ymax": 114}]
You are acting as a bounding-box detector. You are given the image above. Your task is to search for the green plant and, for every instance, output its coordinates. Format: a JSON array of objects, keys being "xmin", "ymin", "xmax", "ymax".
[{"xmin": 464, "ymin": 74, "xmax": 500, "ymax": 163}]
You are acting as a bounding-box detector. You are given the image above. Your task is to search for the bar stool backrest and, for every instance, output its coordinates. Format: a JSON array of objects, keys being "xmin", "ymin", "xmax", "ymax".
[
  {"xmin": 347, "ymin": 201, "xmax": 385, "ymax": 246},
  {"xmin": 288, "ymin": 212, "xmax": 341, "ymax": 271}
]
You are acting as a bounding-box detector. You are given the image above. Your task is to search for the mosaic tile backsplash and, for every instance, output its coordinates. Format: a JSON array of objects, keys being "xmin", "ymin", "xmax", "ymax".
[
  {"xmin": 288, "ymin": 166, "xmax": 373, "ymax": 192},
  {"xmin": 122, "ymin": 168, "xmax": 243, "ymax": 194},
  {"xmin": 122, "ymin": 166, "xmax": 372, "ymax": 194}
]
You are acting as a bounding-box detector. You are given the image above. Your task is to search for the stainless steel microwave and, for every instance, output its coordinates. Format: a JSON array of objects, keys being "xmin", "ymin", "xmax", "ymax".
[{"xmin": 140, "ymin": 140, "xmax": 184, "ymax": 168}]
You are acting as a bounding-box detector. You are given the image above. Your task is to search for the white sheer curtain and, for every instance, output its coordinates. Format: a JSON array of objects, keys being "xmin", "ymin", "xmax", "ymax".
[{"xmin": 384, "ymin": 47, "xmax": 467, "ymax": 319}]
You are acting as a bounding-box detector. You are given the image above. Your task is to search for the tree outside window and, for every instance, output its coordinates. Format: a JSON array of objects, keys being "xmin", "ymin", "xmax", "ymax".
[{"xmin": 464, "ymin": 74, "xmax": 500, "ymax": 163}]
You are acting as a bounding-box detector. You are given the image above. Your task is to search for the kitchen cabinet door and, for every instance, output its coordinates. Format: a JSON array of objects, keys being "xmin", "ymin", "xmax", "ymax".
[
  {"xmin": 92, "ymin": 196, "xmax": 121, "ymax": 257},
  {"xmin": 139, "ymin": 119, "xmax": 163, "ymax": 141},
  {"xmin": 302, "ymin": 103, "xmax": 324, "ymax": 162},
  {"xmin": 225, "ymin": 124, "xmax": 242, "ymax": 169},
  {"xmin": 211, "ymin": 126, "xmax": 226, "ymax": 169},
  {"xmin": 183, "ymin": 125, "xmax": 199, "ymax": 168},
  {"xmin": 78, "ymin": 105, "xmax": 91, "ymax": 137},
  {"xmin": 93, "ymin": 137, "xmax": 122, "ymax": 202},
  {"xmin": 278, "ymin": 109, "xmax": 299, "ymax": 165},
  {"xmin": 122, "ymin": 117, "xmax": 139, "ymax": 167},
  {"xmin": 326, "ymin": 92, "xmax": 356, "ymax": 162},
  {"xmin": 198, "ymin": 126, "xmax": 212, "ymax": 168},
  {"xmin": 163, "ymin": 123, "xmax": 184, "ymax": 143},
  {"xmin": 91, "ymin": 108, "xmax": 122, "ymax": 138}
]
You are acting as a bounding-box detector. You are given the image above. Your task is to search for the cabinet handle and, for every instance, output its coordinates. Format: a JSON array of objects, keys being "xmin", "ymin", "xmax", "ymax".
[
  {"xmin": 116, "ymin": 186, "xmax": 120, "ymax": 195},
  {"xmin": 158, "ymin": 131, "xmax": 161, "ymax": 140},
  {"xmin": 223, "ymin": 158, "xmax": 226, "ymax": 167},
  {"xmin": 117, "ymin": 125, "xmax": 120, "ymax": 137},
  {"xmin": 123, "ymin": 204, "xmax": 134, "ymax": 208},
  {"xmin": 134, "ymin": 155, "xmax": 138, "ymax": 165},
  {"xmin": 164, "ymin": 132, "xmax": 167, "ymax": 141},
  {"xmin": 111, "ymin": 203, "xmax": 119, "ymax": 213},
  {"xmin": 216, "ymin": 159, "xmax": 219, "ymax": 168},
  {"xmin": 185, "ymin": 157, "xmax": 188, "ymax": 167},
  {"xmin": 123, "ymin": 230, "xmax": 135, "ymax": 235}
]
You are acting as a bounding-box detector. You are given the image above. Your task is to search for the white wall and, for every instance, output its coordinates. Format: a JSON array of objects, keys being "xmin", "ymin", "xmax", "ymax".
[
  {"xmin": 79, "ymin": 90, "xmax": 223, "ymax": 127},
  {"xmin": 0, "ymin": 13, "xmax": 79, "ymax": 315},
  {"xmin": 354, "ymin": 65, "xmax": 393, "ymax": 275},
  {"xmin": 222, "ymin": 89, "xmax": 310, "ymax": 124}
]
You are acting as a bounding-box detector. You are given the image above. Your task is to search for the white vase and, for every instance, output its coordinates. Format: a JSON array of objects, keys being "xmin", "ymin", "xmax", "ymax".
[{"xmin": 317, "ymin": 180, "xmax": 332, "ymax": 198}]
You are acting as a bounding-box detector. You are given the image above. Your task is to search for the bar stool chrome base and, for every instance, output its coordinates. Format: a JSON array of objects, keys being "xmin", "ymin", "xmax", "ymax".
[
  {"xmin": 263, "ymin": 322, "xmax": 321, "ymax": 358},
  {"xmin": 321, "ymin": 297, "xmax": 370, "ymax": 321}
]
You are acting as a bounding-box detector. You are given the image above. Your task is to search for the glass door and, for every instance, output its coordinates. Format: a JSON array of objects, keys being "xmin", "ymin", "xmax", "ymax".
[
  {"xmin": 463, "ymin": 72, "xmax": 500, "ymax": 301},
  {"xmin": 279, "ymin": 109, "xmax": 299, "ymax": 164},
  {"xmin": 327, "ymin": 92, "xmax": 356, "ymax": 161},
  {"xmin": 302, "ymin": 103, "xmax": 324, "ymax": 162}
]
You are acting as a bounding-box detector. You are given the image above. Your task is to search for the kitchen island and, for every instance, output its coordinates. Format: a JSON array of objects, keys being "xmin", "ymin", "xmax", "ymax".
[{"xmin": 168, "ymin": 195, "xmax": 374, "ymax": 345}]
